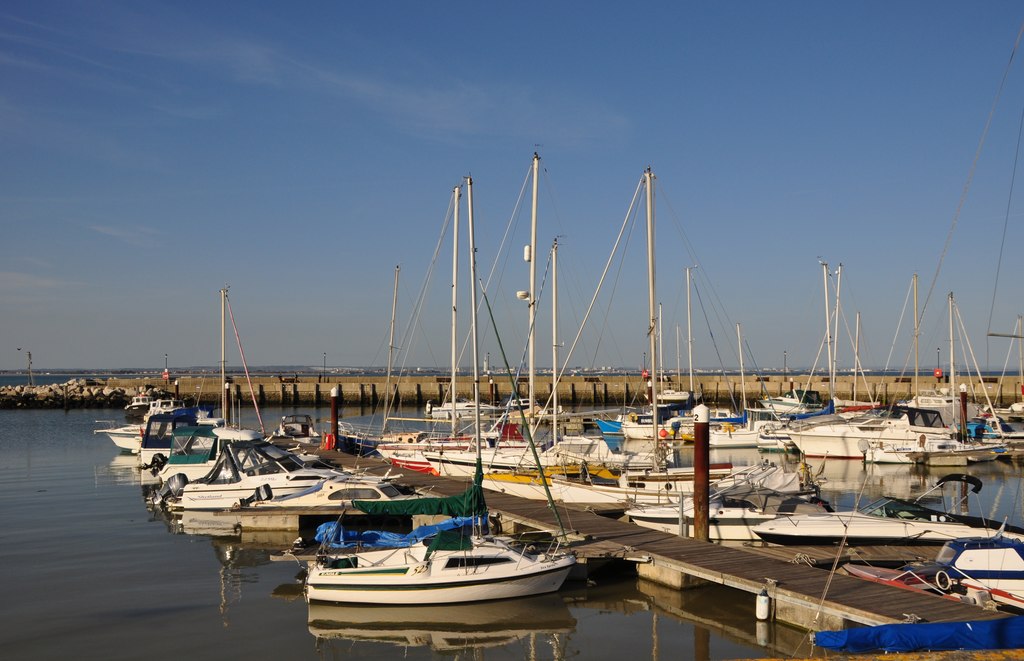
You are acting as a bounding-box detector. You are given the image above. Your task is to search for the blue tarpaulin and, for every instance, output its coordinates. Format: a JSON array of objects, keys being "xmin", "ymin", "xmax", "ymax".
[
  {"xmin": 314, "ymin": 515, "xmax": 484, "ymax": 549},
  {"xmin": 814, "ymin": 616, "xmax": 1024, "ymax": 653}
]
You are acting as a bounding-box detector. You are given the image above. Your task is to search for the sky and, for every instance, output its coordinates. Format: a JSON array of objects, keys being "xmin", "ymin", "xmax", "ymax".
[{"xmin": 3, "ymin": 2, "xmax": 1024, "ymax": 376}]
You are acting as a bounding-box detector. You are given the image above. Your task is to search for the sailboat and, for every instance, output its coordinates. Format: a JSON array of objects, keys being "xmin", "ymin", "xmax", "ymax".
[{"xmin": 303, "ymin": 176, "xmax": 576, "ymax": 605}]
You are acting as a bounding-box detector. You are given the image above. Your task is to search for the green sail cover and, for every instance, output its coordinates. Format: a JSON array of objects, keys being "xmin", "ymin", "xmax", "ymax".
[{"xmin": 352, "ymin": 458, "xmax": 487, "ymax": 517}]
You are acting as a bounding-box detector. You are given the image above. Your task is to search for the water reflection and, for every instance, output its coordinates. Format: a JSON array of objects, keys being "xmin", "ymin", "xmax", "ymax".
[{"xmin": 307, "ymin": 594, "xmax": 576, "ymax": 654}]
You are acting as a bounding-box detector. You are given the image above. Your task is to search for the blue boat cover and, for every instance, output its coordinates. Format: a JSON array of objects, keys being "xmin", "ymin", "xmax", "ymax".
[
  {"xmin": 314, "ymin": 515, "xmax": 484, "ymax": 549},
  {"xmin": 814, "ymin": 616, "xmax": 1024, "ymax": 653}
]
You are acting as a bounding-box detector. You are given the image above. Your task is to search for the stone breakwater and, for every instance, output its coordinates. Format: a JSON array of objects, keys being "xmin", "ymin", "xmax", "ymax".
[{"xmin": 0, "ymin": 380, "xmax": 171, "ymax": 410}]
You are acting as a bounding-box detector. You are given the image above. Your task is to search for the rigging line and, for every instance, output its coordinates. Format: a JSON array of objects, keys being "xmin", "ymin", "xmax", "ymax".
[
  {"xmin": 987, "ymin": 99, "xmax": 1024, "ymax": 340},
  {"xmin": 692, "ymin": 281, "xmax": 737, "ymax": 410},
  {"xmin": 479, "ymin": 285, "xmax": 568, "ymax": 540},
  {"xmin": 550, "ymin": 177, "xmax": 646, "ymax": 383},
  {"xmin": 224, "ymin": 294, "xmax": 265, "ymax": 435},
  {"xmin": 882, "ymin": 277, "xmax": 914, "ymax": 373},
  {"xmin": 920, "ymin": 19, "xmax": 1024, "ymax": 323}
]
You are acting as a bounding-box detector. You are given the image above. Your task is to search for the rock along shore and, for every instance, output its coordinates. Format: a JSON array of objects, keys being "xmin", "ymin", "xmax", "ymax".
[{"xmin": 0, "ymin": 379, "xmax": 171, "ymax": 410}]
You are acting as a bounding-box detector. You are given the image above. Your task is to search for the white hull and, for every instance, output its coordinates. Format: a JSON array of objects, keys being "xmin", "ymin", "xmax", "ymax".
[
  {"xmin": 627, "ymin": 505, "xmax": 775, "ymax": 541},
  {"xmin": 305, "ymin": 537, "xmax": 575, "ymax": 605},
  {"xmin": 708, "ymin": 427, "xmax": 759, "ymax": 448}
]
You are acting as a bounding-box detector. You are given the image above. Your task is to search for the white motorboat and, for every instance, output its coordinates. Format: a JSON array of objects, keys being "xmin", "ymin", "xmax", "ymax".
[
  {"xmin": 626, "ymin": 484, "xmax": 832, "ymax": 541},
  {"xmin": 306, "ymin": 527, "xmax": 575, "ymax": 605},
  {"xmin": 425, "ymin": 398, "xmax": 501, "ymax": 420},
  {"xmin": 153, "ymin": 439, "xmax": 352, "ymax": 511},
  {"xmin": 239, "ymin": 473, "xmax": 417, "ymax": 510},
  {"xmin": 152, "ymin": 424, "xmax": 264, "ymax": 482},
  {"xmin": 753, "ymin": 474, "xmax": 1024, "ymax": 546},
  {"xmin": 760, "ymin": 389, "xmax": 826, "ymax": 415},
  {"xmin": 123, "ymin": 394, "xmax": 154, "ymax": 421},
  {"xmin": 843, "ymin": 533, "xmax": 1024, "ymax": 611},
  {"xmin": 267, "ymin": 414, "xmax": 321, "ymax": 446},
  {"xmin": 786, "ymin": 405, "xmax": 954, "ymax": 459}
]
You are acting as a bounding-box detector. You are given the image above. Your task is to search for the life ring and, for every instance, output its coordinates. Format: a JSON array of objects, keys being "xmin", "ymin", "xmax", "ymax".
[{"xmin": 628, "ymin": 413, "xmax": 638, "ymax": 423}]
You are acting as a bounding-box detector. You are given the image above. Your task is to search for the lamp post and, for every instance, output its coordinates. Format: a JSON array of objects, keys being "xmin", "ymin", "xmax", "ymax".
[
  {"xmin": 322, "ymin": 352, "xmax": 326, "ymax": 383},
  {"xmin": 17, "ymin": 347, "xmax": 33, "ymax": 386}
]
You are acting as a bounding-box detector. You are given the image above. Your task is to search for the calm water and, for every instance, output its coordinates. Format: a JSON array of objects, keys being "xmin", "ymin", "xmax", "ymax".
[{"xmin": 3, "ymin": 408, "xmax": 1023, "ymax": 660}]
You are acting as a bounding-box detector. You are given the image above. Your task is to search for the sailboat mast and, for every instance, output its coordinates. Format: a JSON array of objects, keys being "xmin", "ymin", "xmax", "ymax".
[
  {"xmin": 220, "ymin": 286, "xmax": 227, "ymax": 418},
  {"xmin": 383, "ymin": 265, "xmax": 400, "ymax": 429},
  {"xmin": 466, "ymin": 176, "xmax": 483, "ymax": 453},
  {"xmin": 854, "ymin": 311, "xmax": 861, "ymax": 403},
  {"xmin": 821, "ymin": 262, "xmax": 833, "ymax": 400},
  {"xmin": 527, "ymin": 152, "xmax": 540, "ymax": 414},
  {"xmin": 686, "ymin": 266, "xmax": 694, "ymax": 394},
  {"xmin": 832, "ymin": 263, "xmax": 843, "ymax": 389},
  {"xmin": 644, "ymin": 168, "xmax": 659, "ymax": 441},
  {"xmin": 737, "ymin": 323, "xmax": 746, "ymax": 411},
  {"xmin": 913, "ymin": 273, "xmax": 919, "ymax": 396},
  {"xmin": 551, "ymin": 238, "xmax": 559, "ymax": 441},
  {"xmin": 949, "ymin": 292, "xmax": 956, "ymax": 401},
  {"xmin": 450, "ymin": 185, "xmax": 461, "ymax": 437}
]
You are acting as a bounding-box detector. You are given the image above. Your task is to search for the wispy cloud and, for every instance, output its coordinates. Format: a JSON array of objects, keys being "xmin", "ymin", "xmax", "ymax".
[{"xmin": 88, "ymin": 225, "xmax": 161, "ymax": 246}]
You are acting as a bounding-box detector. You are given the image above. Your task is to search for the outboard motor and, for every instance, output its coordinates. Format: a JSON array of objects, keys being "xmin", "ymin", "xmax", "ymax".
[
  {"xmin": 145, "ymin": 453, "xmax": 168, "ymax": 475},
  {"xmin": 151, "ymin": 472, "xmax": 189, "ymax": 508},
  {"xmin": 237, "ymin": 484, "xmax": 274, "ymax": 508}
]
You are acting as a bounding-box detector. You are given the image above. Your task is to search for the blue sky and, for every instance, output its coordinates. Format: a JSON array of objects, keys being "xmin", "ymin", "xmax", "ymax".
[{"xmin": 3, "ymin": 2, "xmax": 1024, "ymax": 376}]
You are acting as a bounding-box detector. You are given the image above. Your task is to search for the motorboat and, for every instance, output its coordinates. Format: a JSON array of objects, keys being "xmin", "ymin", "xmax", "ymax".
[
  {"xmin": 138, "ymin": 409, "xmax": 221, "ymax": 466},
  {"xmin": 152, "ymin": 424, "xmax": 264, "ymax": 482},
  {"xmin": 759, "ymin": 389, "xmax": 825, "ymax": 415},
  {"xmin": 912, "ymin": 534, "xmax": 1024, "ymax": 610},
  {"xmin": 304, "ymin": 478, "xmax": 576, "ymax": 605},
  {"xmin": 152, "ymin": 439, "xmax": 352, "ymax": 511},
  {"xmin": 238, "ymin": 473, "xmax": 418, "ymax": 511},
  {"xmin": 266, "ymin": 414, "xmax": 321, "ymax": 446},
  {"xmin": 95, "ymin": 399, "xmax": 215, "ymax": 454},
  {"xmin": 785, "ymin": 405, "xmax": 954, "ymax": 459},
  {"xmin": 626, "ymin": 483, "xmax": 832, "ymax": 542},
  {"xmin": 424, "ymin": 398, "xmax": 501, "ymax": 420},
  {"xmin": 753, "ymin": 474, "xmax": 1024, "ymax": 546},
  {"xmin": 844, "ymin": 534, "xmax": 1024, "ymax": 610},
  {"xmin": 123, "ymin": 394, "xmax": 154, "ymax": 421}
]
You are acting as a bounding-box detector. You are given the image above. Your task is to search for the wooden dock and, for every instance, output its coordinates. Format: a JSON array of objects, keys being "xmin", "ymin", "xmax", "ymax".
[{"xmin": 248, "ymin": 449, "xmax": 1011, "ymax": 633}]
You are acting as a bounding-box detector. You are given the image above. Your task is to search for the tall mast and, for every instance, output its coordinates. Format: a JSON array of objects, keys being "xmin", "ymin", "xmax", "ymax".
[
  {"xmin": 466, "ymin": 176, "xmax": 483, "ymax": 454},
  {"xmin": 644, "ymin": 168, "xmax": 659, "ymax": 441},
  {"xmin": 832, "ymin": 263, "xmax": 843, "ymax": 390},
  {"xmin": 854, "ymin": 311, "xmax": 861, "ymax": 403},
  {"xmin": 737, "ymin": 322, "xmax": 746, "ymax": 412},
  {"xmin": 913, "ymin": 273, "xmax": 919, "ymax": 396},
  {"xmin": 383, "ymin": 265, "xmax": 400, "ymax": 430},
  {"xmin": 527, "ymin": 152, "xmax": 540, "ymax": 412},
  {"xmin": 686, "ymin": 266, "xmax": 694, "ymax": 394},
  {"xmin": 450, "ymin": 185, "xmax": 461, "ymax": 437},
  {"xmin": 551, "ymin": 238, "xmax": 559, "ymax": 442},
  {"xmin": 949, "ymin": 292, "xmax": 956, "ymax": 400},
  {"xmin": 820, "ymin": 262, "xmax": 833, "ymax": 400},
  {"xmin": 220, "ymin": 286, "xmax": 227, "ymax": 417}
]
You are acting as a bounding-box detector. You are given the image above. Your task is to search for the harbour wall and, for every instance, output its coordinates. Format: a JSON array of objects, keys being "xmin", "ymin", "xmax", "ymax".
[{"xmin": 3, "ymin": 373, "xmax": 1016, "ymax": 411}]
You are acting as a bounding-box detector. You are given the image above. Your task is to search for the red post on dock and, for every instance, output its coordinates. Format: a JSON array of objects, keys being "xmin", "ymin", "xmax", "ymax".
[{"xmin": 692, "ymin": 404, "xmax": 710, "ymax": 541}]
